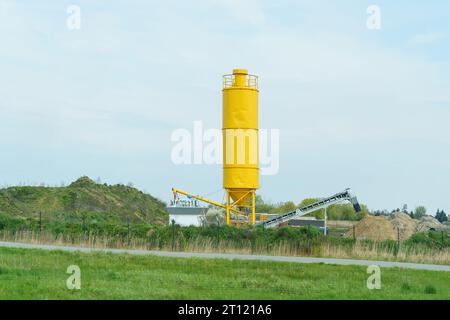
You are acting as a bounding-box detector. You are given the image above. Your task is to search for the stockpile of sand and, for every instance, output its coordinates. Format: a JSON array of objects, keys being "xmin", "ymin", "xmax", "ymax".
[
  {"xmin": 346, "ymin": 212, "xmax": 447, "ymax": 241},
  {"xmin": 390, "ymin": 212, "xmax": 417, "ymax": 240},
  {"xmin": 417, "ymin": 216, "xmax": 443, "ymax": 232},
  {"xmin": 345, "ymin": 215, "xmax": 396, "ymax": 241}
]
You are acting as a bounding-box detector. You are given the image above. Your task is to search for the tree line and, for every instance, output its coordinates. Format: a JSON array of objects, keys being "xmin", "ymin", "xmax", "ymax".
[
  {"xmin": 373, "ymin": 204, "xmax": 448, "ymax": 222},
  {"xmin": 255, "ymin": 196, "xmax": 369, "ymax": 221},
  {"xmin": 256, "ymin": 197, "xmax": 448, "ymax": 222}
]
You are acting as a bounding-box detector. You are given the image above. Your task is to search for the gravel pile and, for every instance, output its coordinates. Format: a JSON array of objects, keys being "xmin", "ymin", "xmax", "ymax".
[
  {"xmin": 345, "ymin": 215, "xmax": 396, "ymax": 241},
  {"xmin": 416, "ymin": 216, "xmax": 444, "ymax": 232},
  {"xmin": 346, "ymin": 212, "xmax": 446, "ymax": 241},
  {"xmin": 390, "ymin": 212, "xmax": 418, "ymax": 241}
]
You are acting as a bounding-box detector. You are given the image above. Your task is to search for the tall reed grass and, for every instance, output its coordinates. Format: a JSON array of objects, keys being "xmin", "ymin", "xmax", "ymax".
[{"xmin": 1, "ymin": 230, "xmax": 448, "ymax": 265}]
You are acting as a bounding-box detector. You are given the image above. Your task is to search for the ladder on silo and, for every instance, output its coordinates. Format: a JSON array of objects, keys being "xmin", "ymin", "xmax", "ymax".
[{"xmin": 259, "ymin": 188, "xmax": 361, "ymax": 228}]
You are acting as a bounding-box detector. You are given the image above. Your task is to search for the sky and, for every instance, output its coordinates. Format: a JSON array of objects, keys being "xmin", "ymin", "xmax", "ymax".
[{"xmin": 0, "ymin": 0, "xmax": 449, "ymax": 214}]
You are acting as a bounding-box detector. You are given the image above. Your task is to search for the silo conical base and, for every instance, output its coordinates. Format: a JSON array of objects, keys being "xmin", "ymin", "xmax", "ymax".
[{"xmin": 225, "ymin": 189, "xmax": 256, "ymax": 225}]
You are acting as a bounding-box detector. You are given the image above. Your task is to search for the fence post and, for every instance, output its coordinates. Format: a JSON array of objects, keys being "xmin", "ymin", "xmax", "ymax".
[
  {"xmin": 39, "ymin": 212, "xmax": 42, "ymax": 234},
  {"xmin": 81, "ymin": 216, "xmax": 85, "ymax": 233},
  {"xmin": 352, "ymin": 224, "xmax": 356, "ymax": 241},
  {"xmin": 171, "ymin": 219, "xmax": 176, "ymax": 251},
  {"xmin": 81, "ymin": 216, "xmax": 86, "ymax": 242},
  {"xmin": 216, "ymin": 217, "xmax": 220, "ymax": 249},
  {"xmin": 127, "ymin": 217, "xmax": 131, "ymax": 247},
  {"xmin": 397, "ymin": 227, "xmax": 400, "ymax": 255}
]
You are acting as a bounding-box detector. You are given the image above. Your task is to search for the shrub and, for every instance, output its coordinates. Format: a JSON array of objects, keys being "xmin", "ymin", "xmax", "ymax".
[
  {"xmin": 401, "ymin": 283, "xmax": 411, "ymax": 291},
  {"xmin": 424, "ymin": 285, "xmax": 436, "ymax": 294}
]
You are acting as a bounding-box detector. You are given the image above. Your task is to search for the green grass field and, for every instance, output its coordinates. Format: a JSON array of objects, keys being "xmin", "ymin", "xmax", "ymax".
[{"xmin": 0, "ymin": 247, "xmax": 448, "ymax": 299}]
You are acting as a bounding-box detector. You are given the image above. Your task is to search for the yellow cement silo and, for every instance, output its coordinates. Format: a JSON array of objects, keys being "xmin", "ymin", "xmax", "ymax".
[{"xmin": 222, "ymin": 69, "xmax": 259, "ymax": 225}]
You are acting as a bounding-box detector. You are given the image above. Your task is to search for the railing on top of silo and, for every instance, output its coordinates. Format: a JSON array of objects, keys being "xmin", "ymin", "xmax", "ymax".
[{"xmin": 223, "ymin": 74, "xmax": 258, "ymax": 89}]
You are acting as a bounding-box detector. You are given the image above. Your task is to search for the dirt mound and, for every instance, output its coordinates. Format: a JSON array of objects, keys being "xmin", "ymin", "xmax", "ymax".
[
  {"xmin": 390, "ymin": 212, "xmax": 417, "ymax": 240},
  {"xmin": 416, "ymin": 216, "xmax": 443, "ymax": 232},
  {"xmin": 345, "ymin": 215, "xmax": 396, "ymax": 241},
  {"xmin": 345, "ymin": 213, "xmax": 447, "ymax": 241}
]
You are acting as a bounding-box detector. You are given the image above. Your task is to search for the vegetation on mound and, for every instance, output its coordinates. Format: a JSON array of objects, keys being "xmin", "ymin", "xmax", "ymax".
[{"xmin": 0, "ymin": 177, "xmax": 168, "ymax": 225}]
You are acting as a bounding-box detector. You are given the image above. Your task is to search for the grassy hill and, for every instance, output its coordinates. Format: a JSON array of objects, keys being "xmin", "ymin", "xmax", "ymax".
[{"xmin": 0, "ymin": 177, "xmax": 168, "ymax": 225}]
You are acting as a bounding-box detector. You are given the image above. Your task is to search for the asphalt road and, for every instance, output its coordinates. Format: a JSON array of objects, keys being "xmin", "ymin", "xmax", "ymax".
[{"xmin": 0, "ymin": 241, "xmax": 449, "ymax": 272}]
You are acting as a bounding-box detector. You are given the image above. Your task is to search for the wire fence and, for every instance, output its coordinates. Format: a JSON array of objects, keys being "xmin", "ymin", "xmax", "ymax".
[{"xmin": 0, "ymin": 214, "xmax": 448, "ymax": 265}]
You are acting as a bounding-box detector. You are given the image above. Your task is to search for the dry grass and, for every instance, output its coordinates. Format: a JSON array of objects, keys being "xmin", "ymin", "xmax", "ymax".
[
  {"xmin": 319, "ymin": 241, "xmax": 450, "ymax": 265},
  {"xmin": 1, "ymin": 230, "xmax": 448, "ymax": 265}
]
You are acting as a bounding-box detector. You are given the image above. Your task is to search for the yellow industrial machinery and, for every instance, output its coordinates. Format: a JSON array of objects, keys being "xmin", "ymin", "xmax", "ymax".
[
  {"xmin": 172, "ymin": 69, "xmax": 259, "ymax": 225},
  {"xmin": 222, "ymin": 69, "xmax": 259, "ymax": 225},
  {"xmin": 171, "ymin": 69, "xmax": 361, "ymax": 228}
]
